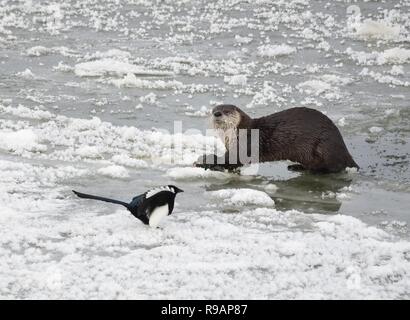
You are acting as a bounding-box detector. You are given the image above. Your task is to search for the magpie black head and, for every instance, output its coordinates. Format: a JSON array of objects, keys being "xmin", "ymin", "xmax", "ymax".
[{"xmin": 168, "ymin": 185, "xmax": 184, "ymax": 194}]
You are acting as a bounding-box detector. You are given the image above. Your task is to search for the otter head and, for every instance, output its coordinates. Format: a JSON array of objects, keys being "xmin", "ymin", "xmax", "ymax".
[
  {"xmin": 211, "ymin": 104, "xmax": 251, "ymax": 149},
  {"xmin": 211, "ymin": 104, "xmax": 243, "ymax": 131}
]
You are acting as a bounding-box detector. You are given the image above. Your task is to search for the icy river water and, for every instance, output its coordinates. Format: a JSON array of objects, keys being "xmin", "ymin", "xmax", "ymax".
[{"xmin": 1, "ymin": 0, "xmax": 410, "ymax": 299}]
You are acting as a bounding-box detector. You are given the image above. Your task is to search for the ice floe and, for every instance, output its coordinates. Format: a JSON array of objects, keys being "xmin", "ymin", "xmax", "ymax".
[
  {"xmin": 0, "ymin": 129, "xmax": 46, "ymax": 155},
  {"xmin": 0, "ymin": 104, "xmax": 221, "ymax": 167},
  {"xmin": 353, "ymin": 20, "xmax": 401, "ymax": 41},
  {"xmin": 346, "ymin": 47, "xmax": 410, "ymax": 66},
  {"xmin": 74, "ymin": 59, "xmax": 172, "ymax": 78},
  {"xmin": 208, "ymin": 188, "xmax": 275, "ymax": 207},
  {"xmin": 257, "ymin": 44, "xmax": 297, "ymax": 57},
  {"xmin": 98, "ymin": 165, "xmax": 129, "ymax": 179},
  {"xmin": 1, "ymin": 185, "xmax": 409, "ymax": 299}
]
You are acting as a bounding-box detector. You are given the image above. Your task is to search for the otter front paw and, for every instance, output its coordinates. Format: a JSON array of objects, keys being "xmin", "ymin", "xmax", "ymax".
[
  {"xmin": 194, "ymin": 154, "xmax": 241, "ymax": 172},
  {"xmin": 223, "ymin": 163, "xmax": 242, "ymax": 172}
]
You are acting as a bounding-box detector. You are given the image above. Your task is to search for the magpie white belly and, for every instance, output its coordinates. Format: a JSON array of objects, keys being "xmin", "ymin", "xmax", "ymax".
[{"xmin": 148, "ymin": 204, "xmax": 169, "ymax": 228}]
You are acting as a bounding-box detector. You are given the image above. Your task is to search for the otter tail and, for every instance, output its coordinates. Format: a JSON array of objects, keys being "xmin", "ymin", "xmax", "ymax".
[{"xmin": 72, "ymin": 190, "xmax": 130, "ymax": 208}]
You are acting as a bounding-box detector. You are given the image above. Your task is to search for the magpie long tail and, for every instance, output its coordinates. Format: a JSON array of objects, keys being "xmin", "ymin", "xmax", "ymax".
[{"xmin": 72, "ymin": 190, "xmax": 130, "ymax": 208}]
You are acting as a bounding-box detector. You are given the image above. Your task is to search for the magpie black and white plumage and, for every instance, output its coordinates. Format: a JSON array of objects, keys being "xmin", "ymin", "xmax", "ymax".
[{"xmin": 72, "ymin": 185, "xmax": 183, "ymax": 228}]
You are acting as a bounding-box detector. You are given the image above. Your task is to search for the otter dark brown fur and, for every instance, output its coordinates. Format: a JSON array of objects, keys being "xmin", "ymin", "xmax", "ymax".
[{"xmin": 195, "ymin": 105, "xmax": 358, "ymax": 173}]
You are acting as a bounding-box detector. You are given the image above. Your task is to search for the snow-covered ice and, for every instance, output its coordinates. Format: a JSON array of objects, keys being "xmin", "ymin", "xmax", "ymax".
[
  {"xmin": 208, "ymin": 188, "xmax": 275, "ymax": 207},
  {"xmin": 1, "ymin": 0, "xmax": 410, "ymax": 299}
]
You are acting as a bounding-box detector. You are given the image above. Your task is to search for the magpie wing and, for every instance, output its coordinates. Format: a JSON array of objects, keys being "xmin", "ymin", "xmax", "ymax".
[
  {"xmin": 127, "ymin": 187, "xmax": 172, "ymax": 213},
  {"xmin": 145, "ymin": 186, "xmax": 174, "ymax": 199},
  {"xmin": 129, "ymin": 187, "xmax": 175, "ymax": 223},
  {"xmin": 129, "ymin": 193, "xmax": 146, "ymax": 209}
]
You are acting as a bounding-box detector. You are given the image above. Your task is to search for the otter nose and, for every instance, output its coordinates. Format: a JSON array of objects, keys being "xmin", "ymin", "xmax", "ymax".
[{"xmin": 213, "ymin": 111, "xmax": 222, "ymax": 117}]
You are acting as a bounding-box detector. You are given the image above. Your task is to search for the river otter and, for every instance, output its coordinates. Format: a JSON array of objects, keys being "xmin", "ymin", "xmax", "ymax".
[{"xmin": 195, "ymin": 105, "xmax": 358, "ymax": 173}]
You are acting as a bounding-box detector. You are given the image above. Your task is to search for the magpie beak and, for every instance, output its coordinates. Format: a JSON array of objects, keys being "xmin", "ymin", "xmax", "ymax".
[{"xmin": 72, "ymin": 185, "xmax": 183, "ymax": 228}]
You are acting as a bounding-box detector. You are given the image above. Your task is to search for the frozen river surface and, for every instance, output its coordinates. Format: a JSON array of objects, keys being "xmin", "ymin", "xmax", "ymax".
[{"xmin": 0, "ymin": 0, "xmax": 410, "ymax": 299}]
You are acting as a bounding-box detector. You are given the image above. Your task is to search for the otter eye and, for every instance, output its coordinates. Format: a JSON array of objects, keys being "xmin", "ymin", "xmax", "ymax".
[{"xmin": 223, "ymin": 110, "xmax": 230, "ymax": 115}]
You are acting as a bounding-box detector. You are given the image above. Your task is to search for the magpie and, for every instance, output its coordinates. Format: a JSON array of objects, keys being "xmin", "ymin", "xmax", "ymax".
[{"xmin": 72, "ymin": 185, "xmax": 183, "ymax": 228}]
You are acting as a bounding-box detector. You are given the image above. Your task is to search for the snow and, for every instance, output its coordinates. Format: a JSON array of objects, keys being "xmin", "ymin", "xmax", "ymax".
[
  {"xmin": 297, "ymin": 80, "xmax": 332, "ymax": 96},
  {"xmin": 75, "ymin": 146, "xmax": 101, "ymax": 159},
  {"xmin": 16, "ymin": 68, "xmax": 36, "ymax": 79},
  {"xmin": 139, "ymin": 92, "xmax": 157, "ymax": 105},
  {"xmin": 264, "ymin": 184, "xmax": 278, "ymax": 193},
  {"xmin": 257, "ymin": 44, "xmax": 296, "ymax": 57},
  {"xmin": 98, "ymin": 165, "xmax": 129, "ymax": 179},
  {"xmin": 0, "ymin": 104, "xmax": 54, "ymax": 120},
  {"xmin": 369, "ymin": 126, "xmax": 384, "ymax": 134},
  {"xmin": 224, "ymin": 74, "xmax": 247, "ymax": 86},
  {"xmin": 26, "ymin": 46, "xmax": 53, "ymax": 57},
  {"xmin": 0, "ymin": 107, "xmax": 221, "ymax": 166},
  {"xmin": 360, "ymin": 68, "xmax": 410, "ymax": 87},
  {"xmin": 378, "ymin": 48, "xmax": 410, "ymax": 65},
  {"xmin": 235, "ymin": 35, "xmax": 253, "ymax": 44},
  {"xmin": 296, "ymin": 74, "xmax": 353, "ymax": 100},
  {"xmin": 110, "ymin": 73, "xmax": 183, "ymax": 90},
  {"xmin": 1, "ymin": 180, "xmax": 410, "ymax": 299},
  {"xmin": 74, "ymin": 59, "xmax": 172, "ymax": 77},
  {"xmin": 390, "ymin": 65, "xmax": 404, "ymax": 76},
  {"xmin": 84, "ymin": 49, "xmax": 132, "ymax": 61},
  {"xmin": 0, "ymin": 129, "xmax": 46, "ymax": 154},
  {"xmin": 208, "ymin": 188, "xmax": 275, "ymax": 207},
  {"xmin": 25, "ymin": 46, "xmax": 77, "ymax": 57},
  {"xmin": 185, "ymin": 105, "xmax": 211, "ymax": 118},
  {"xmin": 338, "ymin": 117, "xmax": 346, "ymax": 127},
  {"xmin": 111, "ymin": 154, "xmax": 148, "ymax": 168},
  {"xmin": 346, "ymin": 47, "xmax": 410, "ymax": 66},
  {"xmin": 354, "ymin": 19, "xmax": 401, "ymax": 41},
  {"xmin": 1, "ymin": 0, "xmax": 410, "ymax": 300}
]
